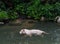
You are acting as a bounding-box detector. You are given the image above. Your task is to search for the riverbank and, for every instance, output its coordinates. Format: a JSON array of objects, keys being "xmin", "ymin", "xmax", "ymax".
[
  {"xmin": 4, "ymin": 19, "xmax": 37, "ymax": 29},
  {"xmin": 0, "ymin": 17, "xmax": 60, "ymax": 27}
]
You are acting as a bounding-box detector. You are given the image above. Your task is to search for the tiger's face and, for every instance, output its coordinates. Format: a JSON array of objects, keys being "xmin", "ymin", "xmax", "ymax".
[{"xmin": 19, "ymin": 29, "xmax": 26, "ymax": 35}]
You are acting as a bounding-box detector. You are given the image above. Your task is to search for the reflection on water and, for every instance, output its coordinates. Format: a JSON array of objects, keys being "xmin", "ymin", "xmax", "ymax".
[{"xmin": 0, "ymin": 22, "xmax": 60, "ymax": 44}]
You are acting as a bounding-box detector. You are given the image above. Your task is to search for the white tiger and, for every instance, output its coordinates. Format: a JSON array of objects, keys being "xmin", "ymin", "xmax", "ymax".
[{"xmin": 19, "ymin": 29, "xmax": 49, "ymax": 37}]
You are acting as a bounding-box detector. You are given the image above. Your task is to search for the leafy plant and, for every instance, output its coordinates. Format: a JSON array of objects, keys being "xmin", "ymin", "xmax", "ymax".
[
  {"xmin": 0, "ymin": 11, "xmax": 9, "ymax": 20},
  {"xmin": 15, "ymin": 3, "xmax": 25, "ymax": 15},
  {"xmin": 0, "ymin": 0, "xmax": 60, "ymax": 21},
  {"xmin": 7, "ymin": 10, "xmax": 18, "ymax": 20}
]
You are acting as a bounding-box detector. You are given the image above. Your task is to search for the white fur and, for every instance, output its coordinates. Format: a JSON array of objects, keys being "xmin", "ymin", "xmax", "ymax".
[{"xmin": 19, "ymin": 29, "xmax": 48, "ymax": 37}]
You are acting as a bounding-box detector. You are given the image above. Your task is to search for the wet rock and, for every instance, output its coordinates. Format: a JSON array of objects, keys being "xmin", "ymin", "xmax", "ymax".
[
  {"xmin": 40, "ymin": 16, "xmax": 46, "ymax": 22},
  {"xmin": 0, "ymin": 22, "xmax": 4, "ymax": 24},
  {"xmin": 55, "ymin": 16, "xmax": 60, "ymax": 23}
]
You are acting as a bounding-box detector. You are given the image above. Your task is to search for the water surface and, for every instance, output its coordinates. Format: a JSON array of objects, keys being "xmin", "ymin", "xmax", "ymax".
[{"xmin": 0, "ymin": 22, "xmax": 60, "ymax": 44}]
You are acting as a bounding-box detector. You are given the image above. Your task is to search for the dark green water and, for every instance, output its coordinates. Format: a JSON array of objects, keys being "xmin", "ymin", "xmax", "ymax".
[{"xmin": 0, "ymin": 22, "xmax": 60, "ymax": 44}]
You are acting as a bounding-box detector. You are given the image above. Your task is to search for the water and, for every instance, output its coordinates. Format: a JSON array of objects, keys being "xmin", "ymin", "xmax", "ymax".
[{"xmin": 0, "ymin": 22, "xmax": 60, "ymax": 44}]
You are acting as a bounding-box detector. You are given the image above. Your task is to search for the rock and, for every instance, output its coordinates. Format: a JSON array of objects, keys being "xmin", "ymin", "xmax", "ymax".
[
  {"xmin": 0, "ymin": 22, "xmax": 4, "ymax": 24},
  {"xmin": 40, "ymin": 16, "xmax": 46, "ymax": 22},
  {"xmin": 55, "ymin": 16, "xmax": 60, "ymax": 23}
]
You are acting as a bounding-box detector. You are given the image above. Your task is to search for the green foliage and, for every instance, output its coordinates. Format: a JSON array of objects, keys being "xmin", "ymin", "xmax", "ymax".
[
  {"xmin": 0, "ymin": 1, "xmax": 6, "ymax": 10},
  {"xmin": 26, "ymin": 1, "xmax": 60, "ymax": 20},
  {"xmin": 0, "ymin": 0, "xmax": 60, "ymax": 21},
  {"xmin": 0, "ymin": 11, "xmax": 9, "ymax": 20},
  {"xmin": 26, "ymin": 0, "xmax": 41, "ymax": 19},
  {"xmin": 0, "ymin": 10, "xmax": 18, "ymax": 21},
  {"xmin": 15, "ymin": 3, "xmax": 25, "ymax": 14},
  {"xmin": 54, "ymin": 2, "xmax": 60, "ymax": 15},
  {"xmin": 7, "ymin": 10, "xmax": 18, "ymax": 20}
]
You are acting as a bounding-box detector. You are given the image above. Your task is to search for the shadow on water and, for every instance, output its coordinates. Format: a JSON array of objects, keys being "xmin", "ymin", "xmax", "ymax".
[{"xmin": 0, "ymin": 22, "xmax": 60, "ymax": 44}]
